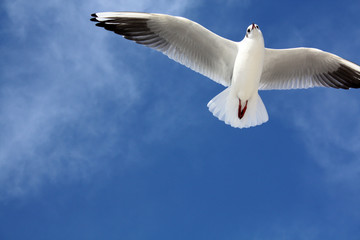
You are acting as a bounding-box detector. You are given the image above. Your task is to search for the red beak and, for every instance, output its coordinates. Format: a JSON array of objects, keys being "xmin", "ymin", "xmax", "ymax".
[{"xmin": 252, "ymin": 23, "xmax": 255, "ymax": 30}]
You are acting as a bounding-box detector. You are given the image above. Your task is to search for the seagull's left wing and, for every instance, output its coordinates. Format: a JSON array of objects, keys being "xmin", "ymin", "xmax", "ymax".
[
  {"xmin": 91, "ymin": 12, "xmax": 238, "ymax": 87},
  {"xmin": 260, "ymin": 48, "xmax": 360, "ymax": 90}
]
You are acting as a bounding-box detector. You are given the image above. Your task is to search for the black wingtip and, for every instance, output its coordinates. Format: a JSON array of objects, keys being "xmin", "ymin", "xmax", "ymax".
[
  {"xmin": 90, "ymin": 17, "xmax": 98, "ymax": 22},
  {"xmin": 91, "ymin": 13, "xmax": 97, "ymax": 17},
  {"xmin": 95, "ymin": 22, "xmax": 107, "ymax": 27}
]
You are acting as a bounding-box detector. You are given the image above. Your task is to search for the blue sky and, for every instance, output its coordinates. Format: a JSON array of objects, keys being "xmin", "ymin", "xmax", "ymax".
[{"xmin": 1, "ymin": 0, "xmax": 360, "ymax": 239}]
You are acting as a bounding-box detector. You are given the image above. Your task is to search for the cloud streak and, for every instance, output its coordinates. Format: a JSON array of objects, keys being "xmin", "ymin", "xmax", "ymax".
[
  {"xmin": 293, "ymin": 90, "xmax": 360, "ymax": 185},
  {"xmin": 0, "ymin": 0, "xmax": 194, "ymax": 199}
]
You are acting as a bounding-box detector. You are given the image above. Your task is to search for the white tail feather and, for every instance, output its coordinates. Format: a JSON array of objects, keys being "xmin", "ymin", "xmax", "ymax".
[{"xmin": 207, "ymin": 88, "xmax": 269, "ymax": 128}]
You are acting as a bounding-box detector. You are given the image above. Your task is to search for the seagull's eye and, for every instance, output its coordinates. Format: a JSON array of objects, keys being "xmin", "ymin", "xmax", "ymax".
[
  {"xmin": 247, "ymin": 29, "xmax": 251, "ymax": 33},
  {"xmin": 256, "ymin": 25, "xmax": 259, "ymax": 29}
]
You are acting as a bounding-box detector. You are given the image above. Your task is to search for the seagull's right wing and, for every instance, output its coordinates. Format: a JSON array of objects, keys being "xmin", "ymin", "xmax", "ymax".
[
  {"xmin": 91, "ymin": 12, "xmax": 238, "ymax": 87},
  {"xmin": 260, "ymin": 47, "xmax": 360, "ymax": 90}
]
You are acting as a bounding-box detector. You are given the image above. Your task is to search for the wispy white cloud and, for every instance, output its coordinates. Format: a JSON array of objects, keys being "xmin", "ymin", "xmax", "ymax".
[
  {"xmin": 268, "ymin": 89, "xmax": 360, "ymax": 197},
  {"xmin": 0, "ymin": 0, "xmax": 195, "ymax": 199},
  {"xmin": 292, "ymin": 90, "xmax": 360, "ymax": 186}
]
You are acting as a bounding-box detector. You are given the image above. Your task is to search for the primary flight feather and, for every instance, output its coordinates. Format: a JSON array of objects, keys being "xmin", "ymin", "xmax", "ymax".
[{"xmin": 90, "ymin": 12, "xmax": 360, "ymax": 128}]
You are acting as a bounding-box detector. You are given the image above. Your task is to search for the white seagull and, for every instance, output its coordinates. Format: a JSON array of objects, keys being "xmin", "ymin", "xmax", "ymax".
[{"xmin": 91, "ymin": 12, "xmax": 360, "ymax": 128}]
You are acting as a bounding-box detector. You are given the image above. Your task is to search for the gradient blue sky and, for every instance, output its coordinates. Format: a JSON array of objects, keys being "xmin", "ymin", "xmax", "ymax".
[{"xmin": 1, "ymin": 0, "xmax": 360, "ymax": 239}]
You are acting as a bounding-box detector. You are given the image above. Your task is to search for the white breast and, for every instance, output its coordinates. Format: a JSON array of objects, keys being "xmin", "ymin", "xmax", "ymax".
[{"xmin": 231, "ymin": 38, "xmax": 265, "ymax": 100}]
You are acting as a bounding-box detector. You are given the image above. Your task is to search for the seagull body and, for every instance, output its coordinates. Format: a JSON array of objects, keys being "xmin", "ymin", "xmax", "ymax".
[
  {"xmin": 229, "ymin": 25, "xmax": 265, "ymax": 125},
  {"xmin": 91, "ymin": 12, "xmax": 360, "ymax": 128}
]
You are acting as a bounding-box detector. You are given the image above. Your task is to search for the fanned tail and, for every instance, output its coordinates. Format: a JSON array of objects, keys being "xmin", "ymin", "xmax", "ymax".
[{"xmin": 207, "ymin": 88, "xmax": 269, "ymax": 128}]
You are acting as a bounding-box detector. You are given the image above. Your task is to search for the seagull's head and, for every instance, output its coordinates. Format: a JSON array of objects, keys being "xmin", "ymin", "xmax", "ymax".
[{"xmin": 245, "ymin": 23, "xmax": 262, "ymax": 39}]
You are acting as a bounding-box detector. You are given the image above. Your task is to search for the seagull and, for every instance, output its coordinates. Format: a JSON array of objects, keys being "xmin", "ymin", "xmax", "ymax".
[{"xmin": 90, "ymin": 12, "xmax": 360, "ymax": 128}]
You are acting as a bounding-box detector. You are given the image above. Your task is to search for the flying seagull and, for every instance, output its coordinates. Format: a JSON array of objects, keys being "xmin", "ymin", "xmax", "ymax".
[{"xmin": 90, "ymin": 12, "xmax": 360, "ymax": 128}]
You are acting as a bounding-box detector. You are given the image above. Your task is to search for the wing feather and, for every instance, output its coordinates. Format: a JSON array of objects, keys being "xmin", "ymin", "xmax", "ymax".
[
  {"xmin": 260, "ymin": 48, "xmax": 360, "ymax": 90},
  {"xmin": 91, "ymin": 12, "xmax": 238, "ymax": 86}
]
